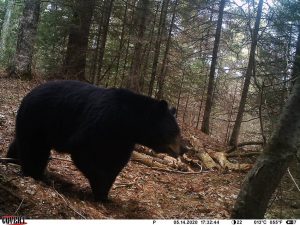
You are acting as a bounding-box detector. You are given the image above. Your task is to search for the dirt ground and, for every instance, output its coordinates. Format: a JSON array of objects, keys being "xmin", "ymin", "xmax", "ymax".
[{"xmin": 0, "ymin": 76, "xmax": 299, "ymax": 219}]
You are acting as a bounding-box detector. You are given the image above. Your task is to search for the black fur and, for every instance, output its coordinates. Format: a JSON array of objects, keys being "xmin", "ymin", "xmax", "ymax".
[{"xmin": 7, "ymin": 81, "xmax": 182, "ymax": 201}]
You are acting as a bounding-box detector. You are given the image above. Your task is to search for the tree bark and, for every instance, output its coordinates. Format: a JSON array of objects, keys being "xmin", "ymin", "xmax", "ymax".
[
  {"xmin": 229, "ymin": 0, "xmax": 263, "ymax": 146},
  {"xmin": 140, "ymin": 2, "xmax": 160, "ymax": 93},
  {"xmin": 113, "ymin": 0, "xmax": 129, "ymax": 87},
  {"xmin": 9, "ymin": 0, "xmax": 41, "ymax": 79},
  {"xmin": 156, "ymin": 0, "xmax": 178, "ymax": 100},
  {"xmin": 127, "ymin": 0, "xmax": 150, "ymax": 93},
  {"xmin": 201, "ymin": 0, "xmax": 226, "ymax": 134},
  {"xmin": 89, "ymin": 3, "xmax": 105, "ymax": 83},
  {"xmin": 0, "ymin": 0, "xmax": 15, "ymax": 63},
  {"xmin": 196, "ymin": 9, "xmax": 214, "ymax": 129},
  {"xmin": 225, "ymin": 83, "xmax": 238, "ymax": 143},
  {"xmin": 291, "ymin": 26, "xmax": 300, "ymax": 87},
  {"xmin": 176, "ymin": 71, "xmax": 185, "ymax": 118},
  {"xmin": 231, "ymin": 21, "xmax": 300, "ymax": 220},
  {"xmin": 148, "ymin": 0, "xmax": 169, "ymax": 97},
  {"xmin": 120, "ymin": 38, "xmax": 131, "ymax": 88},
  {"xmin": 63, "ymin": 0, "xmax": 95, "ymax": 81},
  {"xmin": 120, "ymin": 0, "xmax": 137, "ymax": 88},
  {"xmin": 94, "ymin": 0, "xmax": 114, "ymax": 85},
  {"xmin": 182, "ymin": 94, "xmax": 190, "ymax": 125}
]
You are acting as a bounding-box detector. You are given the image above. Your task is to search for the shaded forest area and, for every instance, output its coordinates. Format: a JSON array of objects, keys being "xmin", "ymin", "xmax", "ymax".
[{"xmin": 0, "ymin": 0, "xmax": 300, "ymax": 219}]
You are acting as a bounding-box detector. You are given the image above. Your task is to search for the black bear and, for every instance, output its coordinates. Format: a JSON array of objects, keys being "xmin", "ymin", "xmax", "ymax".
[{"xmin": 7, "ymin": 80, "xmax": 182, "ymax": 202}]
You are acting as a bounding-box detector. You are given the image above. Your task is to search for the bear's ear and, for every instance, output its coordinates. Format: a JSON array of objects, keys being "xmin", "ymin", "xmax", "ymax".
[
  {"xmin": 158, "ymin": 100, "xmax": 168, "ymax": 109},
  {"xmin": 170, "ymin": 107, "xmax": 176, "ymax": 116},
  {"xmin": 155, "ymin": 100, "xmax": 169, "ymax": 115}
]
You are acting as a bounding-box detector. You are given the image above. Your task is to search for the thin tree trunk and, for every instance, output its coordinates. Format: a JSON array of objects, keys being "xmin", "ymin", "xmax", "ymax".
[
  {"xmin": 291, "ymin": 26, "xmax": 300, "ymax": 87},
  {"xmin": 156, "ymin": 0, "xmax": 178, "ymax": 100},
  {"xmin": 201, "ymin": 0, "xmax": 226, "ymax": 134},
  {"xmin": 231, "ymin": 51, "xmax": 300, "ymax": 219},
  {"xmin": 0, "ymin": 0, "xmax": 7, "ymax": 30},
  {"xmin": 9, "ymin": 0, "xmax": 41, "ymax": 79},
  {"xmin": 228, "ymin": 0, "xmax": 263, "ymax": 147},
  {"xmin": 89, "ymin": 13, "xmax": 104, "ymax": 82},
  {"xmin": 113, "ymin": 0, "xmax": 129, "ymax": 87},
  {"xmin": 176, "ymin": 71, "xmax": 185, "ymax": 118},
  {"xmin": 225, "ymin": 83, "xmax": 238, "ymax": 143},
  {"xmin": 196, "ymin": 90, "xmax": 204, "ymax": 129},
  {"xmin": 284, "ymin": 24, "xmax": 293, "ymax": 98},
  {"xmin": 182, "ymin": 94, "xmax": 190, "ymax": 125},
  {"xmin": 196, "ymin": 64, "xmax": 210, "ymax": 129},
  {"xmin": 94, "ymin": 0, "xmax": 114, "ymax": 85},
  {"xmin": 127, "ymin": 0, "xmax": 150, "ymax": 92},
  {"xmin": 63, "ymin": 0, "xmax": 95, "ymax": 81},
  {"xmin": 195, "ymin": 50, "xmax": 206, "ymax": 129},
  {"xmin": 148, "ymin": 0, "xmax": 170, "ymax": 97},
  {"xmin": 0, "ymin": 0, "xmax": 15, "ymax": 63},
  {"xmin": 120, "ymin": 38, "xmax": 131, "ymax": 88},
  {"xmin": 140, "ymin": 2, "xmax": 160, "ymax": 93},
  {"xmin": 253, "ymin": 63, "xmax": 267, "ymax": 145},
  {"xmin": 120, "ymin": 0, "xmax": 137, "ymax": 88},
  {"xmin": 196, "ymin": 10, "xmax": 214, "ymax": 129}
]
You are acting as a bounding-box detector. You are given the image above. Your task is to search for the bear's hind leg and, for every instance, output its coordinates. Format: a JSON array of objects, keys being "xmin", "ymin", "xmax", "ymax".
[
  {"xmin": 20, "ymin": 143, "xmax": 51, "ymax": 180},
  {"xmin": 7, "ymin": 139, "xmax": 19, "ymax": 159}
]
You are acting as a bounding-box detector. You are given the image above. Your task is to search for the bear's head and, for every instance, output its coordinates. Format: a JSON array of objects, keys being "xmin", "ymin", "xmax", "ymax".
[{"xmin": 141, "ymin": 100, "xmax": 184, "ymax": 158}]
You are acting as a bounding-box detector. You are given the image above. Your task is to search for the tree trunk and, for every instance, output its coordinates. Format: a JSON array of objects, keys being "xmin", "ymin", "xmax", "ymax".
[
  {"xmin": 182, "ymin": 94, "xmax": 190, "ymax": 125},
  {"xmin": 196, "ymin": 58, "xmax": 209, "ymax": 129},
  {"xmin": 291, "ymin": 26, "xmax": 300, "ymax": 87},
  {"xmin": 196, "ymin": 9, "xmax": 214, "ymax": 129},
  {"xmin": 120, "ymin": 38, "xmax": 131, "ymax": 88},
  {"xmin": 156, "ymin": 0, "xmax": 178, "ymax": 100},
  {"xmin": 148, "ymin": 0, "xmax": 170, "ymax": 97},
  {"xmin": 176, "ymin": 71, "xmax": 185, "ymax": 119},
  {"xmin": 9, "ymin": 0, "xmax": 41, "ymax": 79},
  {"xmin": 127, "ymin": 0, "xmax": 150, "ymax": 93},
  {"xmin": 225, "ymin": 82, "xmax": 238, "ymax": 143},
  {"xmin": 231, "ymin": 19, "xmax": 300, "ymax": 220},
  {"xmin": 89, "ymin": 4, "xmax": 105, "ymax": 83},
  {"xmin": 120, "ymin": 0, "xmax": 137, "ymax": 88},
  {"xmin": 201, "ymin": 0, "xmax": 226, "ymax": 134},
  {"xmin": 0, "ymin": 0, "xmax": 15, "ymax": 63},
  {"xmin": 94, "ymin": 0, "xmax": 114, "ymax": 85},
  {"xmin": 63, "ymin": 0, "xmax": 95, "ymax": 81},
  {"xmin": 229, "ymin": 0, "xmax": 263, "ymax": 146},
  {"xmin": 140, "ymin": 2, "xmax": 160, "ymax": 93},
  {"xmin": 231, "ymin": 73, "xmax": 300, "ymax": 218},
  {"xmin": 0, "ymin": 0, "xmax": 6, "ymax": 30},
  {"xmin": 113, "ymin": 0, "xmax": 129, "ymax": 87}
]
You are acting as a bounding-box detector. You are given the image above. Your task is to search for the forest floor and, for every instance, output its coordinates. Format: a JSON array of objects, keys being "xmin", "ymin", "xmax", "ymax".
[{"xmin": 0, "ymin": 75, "xmax": 299, "ymax": 219}]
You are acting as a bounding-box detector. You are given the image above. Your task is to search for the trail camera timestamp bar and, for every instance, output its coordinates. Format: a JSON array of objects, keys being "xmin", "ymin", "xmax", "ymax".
[
  {"xmin": 168, "ymin": 220, "xmax": 298, "ymax": 225},
  {"xmin": 230, "ymin": 220, "xmax": 297, "ymax": 225},
  {"xmin": 2, "ymin": 219, "xmax": 298, "ymax": 225}
]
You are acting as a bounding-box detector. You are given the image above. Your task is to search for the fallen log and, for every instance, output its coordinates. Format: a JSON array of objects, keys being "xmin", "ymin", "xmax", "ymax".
[
  {"xmin": 189, "ymin": 136, "xmax": 219, "ymax": 170},
  {"xmin": 194, "ymin": 150, "xmax": 220, "ymax": 170},
  {"xmin": 228, "ymin": 151, "xmax": 262, "ymax": 158},
  {"xmin": 207, "ymin": 150, "xmax": 252, "ymax": 171},
  {"xmin": 131, "ymin": 151, "xmax": 191, "ymax": 172},
  {"xmin": 227, "ymin": 141, "xmax": 264, "ymax": 153}
]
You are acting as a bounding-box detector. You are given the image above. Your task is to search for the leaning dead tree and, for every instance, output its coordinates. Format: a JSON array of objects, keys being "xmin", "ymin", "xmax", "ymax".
[{"xmin": 231, "ymin": 30, "xmax": 300, "ymax": 217}]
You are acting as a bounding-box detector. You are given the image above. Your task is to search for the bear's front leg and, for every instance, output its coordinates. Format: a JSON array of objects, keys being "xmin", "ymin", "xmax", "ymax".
[
  {"xmin": 71, "ymin": 152, "xmax": 121, "ymax": 202},
  {"xmin": 88, "ymin": 170, "xmax": 118, "ymax": 202}
]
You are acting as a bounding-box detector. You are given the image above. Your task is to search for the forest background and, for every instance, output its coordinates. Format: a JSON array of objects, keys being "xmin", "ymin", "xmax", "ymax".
[
  {"xmin": 0, "ymin": 0, "xmax": 300, "ymax": 145},
  {"xmin": 0, "ymin": 0, "xmax": 300, "ymax": 219}
]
